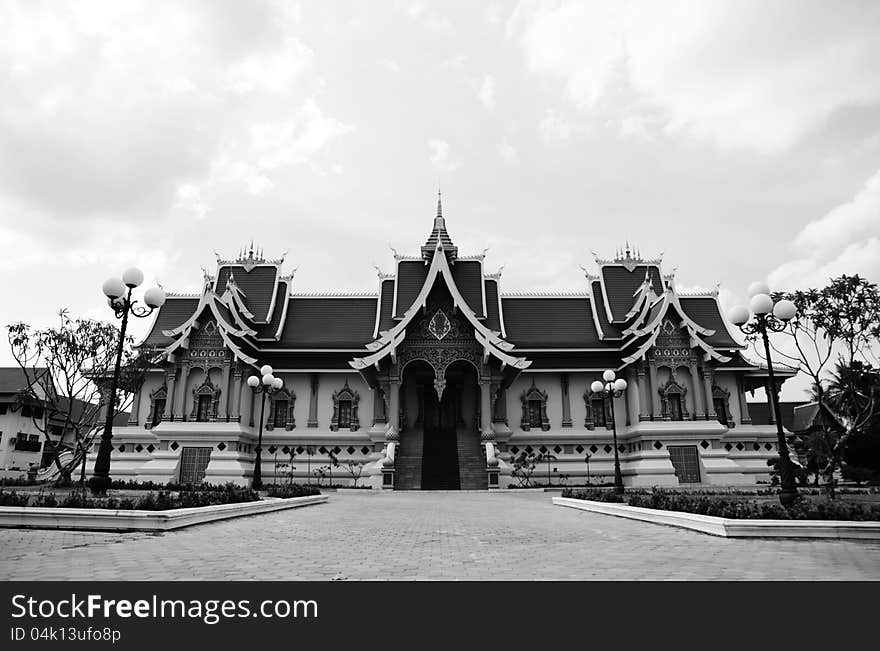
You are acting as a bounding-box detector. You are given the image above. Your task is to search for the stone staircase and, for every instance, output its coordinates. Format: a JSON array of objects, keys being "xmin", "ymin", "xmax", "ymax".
[
  {"xmin": 456, "ymin": 429, "xmax": 487, "ymax": 490},
  {"xmin": 395, "ymin": 428, "xmax": 424, "ymax": 490}
]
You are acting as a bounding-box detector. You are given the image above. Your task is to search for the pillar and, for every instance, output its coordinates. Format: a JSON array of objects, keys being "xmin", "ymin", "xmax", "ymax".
[
  {"xmin": 737, "ymin": 376, "xmax": 752, "ymax": 424},
  {"xmin": 625, "ymin": 367, "xmax": 639, "ymax": 427},
  {"xmin": 163, "ymin": 369, "xmax": 176, "ymax": 420},
  {"xmin": 704, "ymin": 367, "xmax": 717, "ymax": 421},
  {"xmin": 479, "ymin": 378, "xmax": 491, "ymax": 431},
  {"xmin": 218, "ymin": 361, "xmax": 231, "ymax": 420},
  {"xmin": 766, "ymin": 379, "xmax": 777, "ymax": 425},
  {"xmin": 308, "ymin": 373, "xmax": 319, "ymax": 428},
  {"xmin": 127, "ymin": 383, "xmax": 143, "ymax": 426},
  {"xmin": 560, "ymin": 373, "xmax": 572, "ymax": 428},
  {"xmin": 388, "ymin": 377, "xmax": 400, "ymax": 430},
  {"xmin": 648, "ymin": 360, "xmax": 661, "ymax": 420},
  {"xmin": 175, "ymin": 362, "xmax": 191, "ymax": 420},
  {"xmin": 636, "ymin": 362, "xmax": 648, "ymax": 421},
  {"xmin": 493, "ymin": 385, "xmax": 507, "ymax": 424},
  {"xmin": 692, "ymin": 364, "xmax": 706, "ymax": 420},
  {"xmin": 232, "ymin": 363, "xmax": 243, "ymax": 421}
]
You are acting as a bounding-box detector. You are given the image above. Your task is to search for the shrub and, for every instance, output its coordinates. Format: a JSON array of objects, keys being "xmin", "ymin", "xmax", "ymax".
[
  {"xmin": 266, "ymin": 484, "xmax": 321, "ymax": 498},
  {"xmin": 564, "ymin": 487, "xmax": 880, "ymax": 521},
  {"xmin": 0, "ymin": 489, "xmax": 29, "ymax": 506}
]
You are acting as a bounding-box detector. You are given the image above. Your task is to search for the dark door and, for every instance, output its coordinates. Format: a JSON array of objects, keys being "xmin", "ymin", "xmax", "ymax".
[
  {"xmin": 668, "ymin": 394, "xmax": 683, "ymax": 421},
  {"xmin": 420, "ymin": 385, "xmax": 460, "ymax": 490},
  {"xmin": 196, "ymin": 395, "xmax": 211, "ymax": 422},
  {"xmin": 668, "ymin": 445, "xmax": 701, "ymax": 483},
  {"xmin": 179, "ymin": 447, "xmax": 212, "ymax": 484}
]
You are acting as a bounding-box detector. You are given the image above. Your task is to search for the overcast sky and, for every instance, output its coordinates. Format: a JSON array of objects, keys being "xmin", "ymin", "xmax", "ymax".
[{"xmin": 1, "ymin": 1, "xmax": 878, "ymax": 399}]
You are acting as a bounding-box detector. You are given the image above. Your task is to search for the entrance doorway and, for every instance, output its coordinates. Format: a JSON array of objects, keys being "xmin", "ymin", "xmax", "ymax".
[{"xmin": 420, "ymin": 383, "xmax": 461, "ymax": 489}]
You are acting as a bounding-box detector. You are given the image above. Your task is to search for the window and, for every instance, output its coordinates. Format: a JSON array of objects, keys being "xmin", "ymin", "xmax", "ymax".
[
  {"xmin": 21, "ymin": 405, "xmax": 32, "ymax": 417},
  {"xmin": 527, "ymin": 399, "xmax": 543, "ymax": 428},
  {"xmin": 152, "ymin": 398, "xmax": 165, "ymax": 428},
  {"xmin": 274, "ymin": 400, "xmax": 288, "ymax": 428},
  {"xmin": 338, "ymin": 400, "xmax": 352, "ymax": 429},
  {"xmin": 668, "ymin": 394, "xmax": 683, "ymax": 421},
  {"xmin": 592, "ymin": 399, "xmax": 607, "ymax": 428},
  {"xmin": 196, "ymin": 395, "xmax": 211, "ymax": 422},
  {"xmin": 0, "ymin": 404, "xmax": 7, "ymax": 414},
  {"xmin": 33, "ymin": 407, "xmax": 44, "ymax": 420},
  {"xmin": 714, "ymin": 397, "xmax": 728, "ymax": 425}
]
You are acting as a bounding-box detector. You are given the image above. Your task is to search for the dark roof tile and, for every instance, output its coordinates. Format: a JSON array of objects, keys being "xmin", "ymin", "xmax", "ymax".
[
  {"xmin": 142, "ymin": 297, "xmax": 199, "ymax": 347},
  {"xmin": 501, "ymin": 298, "xmax": 607, "ymax": 348},
  {"xmin": 451, "ymin": 260, "xmax": 484, "ymax": 317},
  {"xmin": 394, "ymin": 260, "xmax": 428, "ymax": 318},
  {"xmin": 484, "ymin": 279, "xmax": 501, "ymax": 332},
  {"xmin": 377, "ymin": 279, "xmax": 395, "ymax": 334},
  {"xmin": 678, "ymin": 297, "xmax": 740, "ymax": 348},
  {"xmin": 216, "ymin": 265, "xmax": 278, "ymax": 323},
  {"xmin": 271, "ymin": 298, "xmax": 378, "ymax": 347},
  {"xmin": 601, "ymin": 265, "xmax": 663, "ymax": 322}
]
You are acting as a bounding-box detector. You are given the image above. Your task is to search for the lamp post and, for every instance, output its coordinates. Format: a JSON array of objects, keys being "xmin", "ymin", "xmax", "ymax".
[
  {"xmin": 591, "ymin": 370, "xmax": 628, "ymax": 494},
  {"xmin": 728, "ymin": 282, "xmax": 799, "ymax": 506},
  {"xmin": 89, "ymin": 269, "xmax": 166, "ymax": 495},
  {"xmin": 247, "ymin": 365, "xmax": 283, "ymax": 489},
  {"xmin": 584, "ymin": 453, "xmax": 591, "ymax": 485}
]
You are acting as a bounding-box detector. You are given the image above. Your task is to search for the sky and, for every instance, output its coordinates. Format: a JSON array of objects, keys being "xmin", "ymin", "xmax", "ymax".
[{"xmin": 1, "ymin": 0, "xmax": 879, "ymax": 400}]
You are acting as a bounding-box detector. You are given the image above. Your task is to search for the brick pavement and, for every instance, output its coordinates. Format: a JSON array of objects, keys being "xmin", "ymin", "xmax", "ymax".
[{"xmin": 1, "ymin": 491, "xmax": 878, "ymax": 580}]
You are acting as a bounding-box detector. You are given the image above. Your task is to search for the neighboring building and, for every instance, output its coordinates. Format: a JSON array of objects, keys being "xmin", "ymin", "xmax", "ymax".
[
  {"xmin": 747, "ymin": 401, "xmax": 806, "ymax": 433},
  {"xmin": 95, "ymin": 197, "xmax": 794, "ymax": 488},
  {"xmin": 0, "ymin": 367, "xmax": 128, "ymax": 477}
]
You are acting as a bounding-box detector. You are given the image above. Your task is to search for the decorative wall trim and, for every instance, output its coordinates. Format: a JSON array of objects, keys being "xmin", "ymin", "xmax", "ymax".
[
  {"xmin": 658, "ymin": 377, "xmax": 689, "ymax": 421},
  {"xmin": 330, "ymin": 380, "xmax": 360, "ymax": 432},
  {"xmin": 520, "ymin": 380, "xmax": 550, "ymax": 431}
]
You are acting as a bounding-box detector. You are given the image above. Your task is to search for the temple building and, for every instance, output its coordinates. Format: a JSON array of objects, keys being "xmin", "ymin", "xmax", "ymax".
[{"xmin": 95, "ymin": 196, "xmax": 793, "ymax": 489}]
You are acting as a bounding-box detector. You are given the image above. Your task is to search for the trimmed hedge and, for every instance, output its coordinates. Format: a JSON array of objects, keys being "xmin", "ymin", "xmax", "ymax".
[
  {"xmin": 265, "ymin": 484, "xmax": 321, "ymax": 498},
  {"xmin": 0, "ymin": 486, "xmax": 259, "ymax": 511},
  {"xmin": 562, "ymin": 487, "xmax": 880, "ymax": 521}
]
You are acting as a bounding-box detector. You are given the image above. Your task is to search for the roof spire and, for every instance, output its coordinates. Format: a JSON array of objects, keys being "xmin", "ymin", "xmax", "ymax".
[{"xmin": 435, "ymin": 187, "xmax": 445, "ymax": 230}]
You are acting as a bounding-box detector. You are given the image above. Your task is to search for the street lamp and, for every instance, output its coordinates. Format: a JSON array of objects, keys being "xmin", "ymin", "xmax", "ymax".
[
  {"xmin": 584, "ymin": 453, "xmax": 591, "ymax": 485},
  {"xmin": 728, "ymin": 281, "xmax": 799, "ymax": 505},
  {"xmin": 247, "ymin": 365, "xmax": 283, "ymax": 489},
  {"xmin": 591, "ymin": 370, "xmax": 628, "ymax": 494},
  {"xmin": 89, "ymin": 268, "xmax": 166, "ymax": 495}
]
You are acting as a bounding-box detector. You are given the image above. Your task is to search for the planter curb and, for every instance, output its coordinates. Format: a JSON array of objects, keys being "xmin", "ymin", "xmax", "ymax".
[
  {"xmin": 0, "ymin": 495, "xmax": 328, "ymax": 532},
  {"xmin": 553, "ymin": 496, "xmax": 880, "ymax": 540}
]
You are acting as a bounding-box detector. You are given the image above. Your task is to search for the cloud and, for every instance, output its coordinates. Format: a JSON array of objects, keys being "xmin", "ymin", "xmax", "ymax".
[
  {"xmin": 428, "ymin": 139, "xmax": 461, "ymax": 171},
  {"xmin": 499, "ymin": 139, "xmax": 519, "ymax": 164},
  {"xmin": 477, "ymin": 75, "xmax": 497, "ymax": 110},
  {"xmin": 769, "ymin": 169, "xmax": 880, "ymax": 290},
  {"xmin": 538, "ymin": 109, "xmax": 580, "ymax": 142},
  {"xmin": 508, "ymin": 0, "xmax": 880, "ymax": 152},
  {"xmin": 0, "ymin": 1, "xmax": 351, "ymax": 220}
]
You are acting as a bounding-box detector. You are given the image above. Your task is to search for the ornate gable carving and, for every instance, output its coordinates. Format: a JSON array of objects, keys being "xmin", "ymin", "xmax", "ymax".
[{"xmin": 652, "ymin": 317, "xmax": 697, "ymax": 368}]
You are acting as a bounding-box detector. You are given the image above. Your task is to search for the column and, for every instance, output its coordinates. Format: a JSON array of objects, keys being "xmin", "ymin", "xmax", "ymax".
[
  {"xmin": 560, "ymin": 373, "xmax": 572, "ymax": 428},
  {"xmin": 692, "ymin": 364, "xmax": 706, "ymax": 420},
  {"xmin": 218, "ymin": 361, "xmax": 231, "ymax": 420},
  {"xmin": 388, "ymin": 378, "xmax": 400, "ymax": 430},
  {"xmin": 737, "ymin": 376, "xmax": 752, "ymax": 424},
  {"xmin": 232, "ymin": 363, "xmax": 243, "ymax": 421},
  {"xmin": 704, "ymin": 367, "xmax": 717, "ymax": 420},
  {"xmin": 248, "ymin": 391, "xmax": 255, "ymax": 428},
  {"xmin": 479, "ymin": 378, "xmax": 491, "ymax": 431},
  {"xmin": 127, "ymin": 383, "xmax": 143, "ymax": 426},
  {"xmin": 766, "ymin": 379, "xmax": 777, "ymax": 425},
  {"xmin": 648, "ymin": 360, "xmax": 661, "ymax": 420},
  {"xmin": 625, "ymin": 367, "xmax": 639, "ymax": 427},
  {"xmin": 175, "ymin": 362, "xmax": 191, "ymax": 420},
  {"xmin": 307, "ymin": 373, "xmax": 319, "ymax": 428},
  {"xmin": 163, "ymin": 370, "xmax": 176, "ymax": 420},
  {"xmin": 636, "ymin": 362, "xmax": 649, "ymax": 421},
  {"xmin": 494, "ymin": 386, "xmax": 507, "ymax": 424},
  {"xmin": 372, "ymin": 386, "xmax": 384, "ymax": 425}
]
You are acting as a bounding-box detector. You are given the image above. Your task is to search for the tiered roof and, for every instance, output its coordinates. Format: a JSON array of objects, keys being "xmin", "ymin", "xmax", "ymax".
[{"xmin": 143, "ymin": 203, "xmax": 748, "ymax": 373}]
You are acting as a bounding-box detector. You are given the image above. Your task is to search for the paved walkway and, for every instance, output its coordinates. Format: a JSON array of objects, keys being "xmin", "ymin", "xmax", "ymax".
[{"xmin": 1, "ymin": 491, "xmax": 878, "ymax": 580}]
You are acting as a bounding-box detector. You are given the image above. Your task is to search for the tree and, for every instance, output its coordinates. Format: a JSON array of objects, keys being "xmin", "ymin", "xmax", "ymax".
[
  {"xmin": 341, "ymin": 459, "xmax": 364, "ymax": 487},
  {"xmin": 511, "ymin": 450, "xmax": 539, "ymax": 487},
  {"xmin": 6, "ymin": 311, "xmax": 147, "ymax": 486},
  {"xmin": 767, "ymin": 275, "xmax": 880, "ymax": 495}
]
